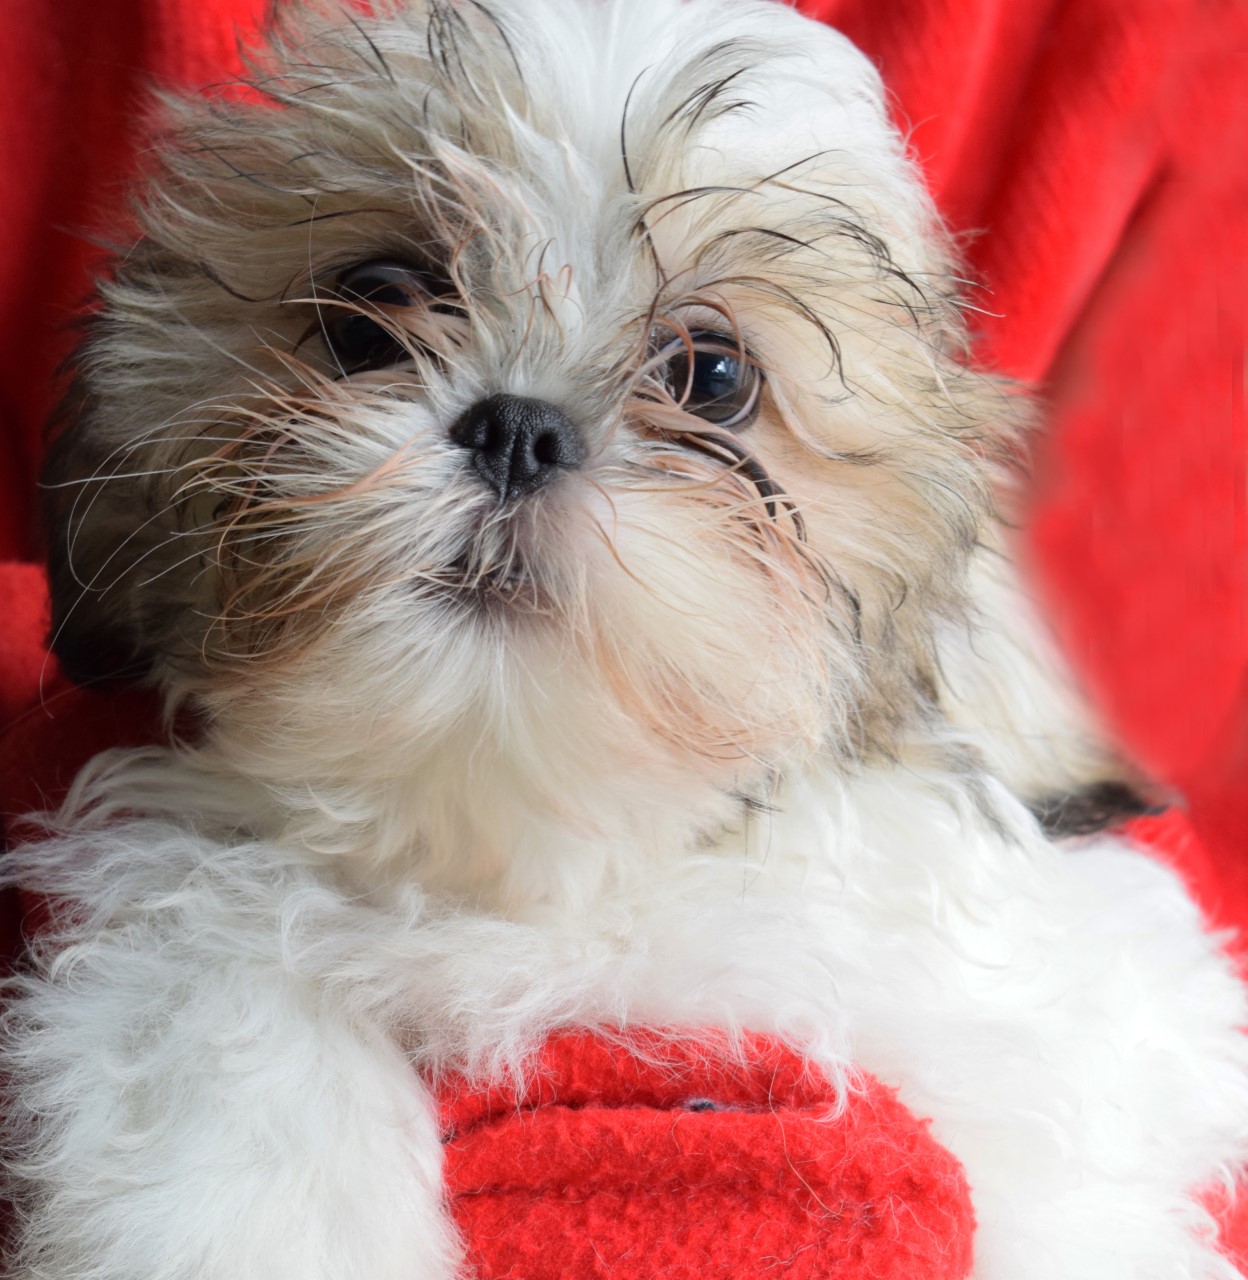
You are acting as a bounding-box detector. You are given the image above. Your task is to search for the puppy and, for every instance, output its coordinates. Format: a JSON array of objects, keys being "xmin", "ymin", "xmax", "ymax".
[{"xmin": 5, "ymin": 0, "xmax": 1247, "ymax": 1275}]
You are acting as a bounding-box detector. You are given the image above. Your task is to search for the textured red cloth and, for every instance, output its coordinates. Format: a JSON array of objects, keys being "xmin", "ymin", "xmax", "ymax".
[
  {"xmin": 437, "ymin": 1032, "xmax": 973, "ymax": 1280},
  {"xmin": 1, "ymin": 0, "xmax": 1247, "ymax": 1272}
]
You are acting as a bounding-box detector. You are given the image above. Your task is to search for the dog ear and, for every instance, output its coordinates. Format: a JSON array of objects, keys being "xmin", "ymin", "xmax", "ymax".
[
  {"xmin": 934, "ymin": 530, "xmax": 1164, "ymax": 837},
  {"xmin": 41, "ymin": 377, "xmax": 160, "ymax": 689}
]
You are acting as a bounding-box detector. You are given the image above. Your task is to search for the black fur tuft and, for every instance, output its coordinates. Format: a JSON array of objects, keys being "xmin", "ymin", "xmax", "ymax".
[{"xmin": 1030, "ymin": 782, "xmax": 1166, "ymax": 839}]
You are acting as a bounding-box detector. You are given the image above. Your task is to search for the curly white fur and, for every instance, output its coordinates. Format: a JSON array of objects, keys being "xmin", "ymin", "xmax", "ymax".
[{"xmin": 6, "ymin": 0, "xmax": 1248, "ymax": 1277}]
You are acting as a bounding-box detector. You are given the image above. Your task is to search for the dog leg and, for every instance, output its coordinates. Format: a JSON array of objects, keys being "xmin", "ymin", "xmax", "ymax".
[{"xmin": 2, "ymin": 902, "xmax": 460, "ymax": 1280}]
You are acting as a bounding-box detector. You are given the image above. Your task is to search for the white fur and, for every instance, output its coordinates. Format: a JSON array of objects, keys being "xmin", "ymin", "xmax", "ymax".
[
  {"xmin": 8, "ymin": 0, "xmax": 1248, "ymax": 1276},
  {"xmin": 7, "ymin": 761, "xmax": 1247, "ymax": 1278}
]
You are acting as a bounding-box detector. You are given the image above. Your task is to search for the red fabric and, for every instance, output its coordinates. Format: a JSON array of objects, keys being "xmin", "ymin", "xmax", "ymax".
[
  {"xmin": 1, "ymin": 0, "xmax": 1247, "ymax": 1272},
  {"xmin": 437, "ymin": 1032, "xmax": 973, "ymax": 1280},
  {"xmin": 0, "ymin": 563, "xmax": 53, "ymax": 730}
]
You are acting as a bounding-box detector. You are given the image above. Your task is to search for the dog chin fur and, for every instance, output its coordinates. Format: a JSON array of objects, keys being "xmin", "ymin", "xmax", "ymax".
[{"xmin": 5, "ymin": 0, "xmax": 1248, "ymax": 1276}]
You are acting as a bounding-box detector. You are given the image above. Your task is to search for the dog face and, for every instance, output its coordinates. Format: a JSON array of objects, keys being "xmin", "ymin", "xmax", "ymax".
[{"xmin": 44, "ymin": 0, "xmax": 1138, "ymax": 885}]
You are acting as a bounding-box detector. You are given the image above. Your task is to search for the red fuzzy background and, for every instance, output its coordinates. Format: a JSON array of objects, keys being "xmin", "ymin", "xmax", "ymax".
[{"xmin": 0, "ymin": 0, "xmax": 1245, "ymax": 1273}]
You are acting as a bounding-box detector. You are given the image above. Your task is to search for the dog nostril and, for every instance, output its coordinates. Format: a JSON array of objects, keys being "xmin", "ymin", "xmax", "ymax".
[
  {"xmin": 450, "ymin": 394, "xmax": 586, "ymax": 501},
  {"xmin": 480, "ymin": 418, "xmax": 507, "ymax": 457},
  {"xmin": 531, "ymin": 430, "xmax": 563, "ymax": 467}
]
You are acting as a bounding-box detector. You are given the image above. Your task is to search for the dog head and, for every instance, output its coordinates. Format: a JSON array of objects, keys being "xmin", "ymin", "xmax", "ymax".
[{"xmin": 44, "ymin": 0, "xmax": 1149, "ymax": 889}]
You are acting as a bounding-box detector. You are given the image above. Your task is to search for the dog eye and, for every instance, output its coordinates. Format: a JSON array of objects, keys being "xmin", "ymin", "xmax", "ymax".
[
  {"xmin": 323, "ymin": 260, "xmax": 438, "ymax": 374},
  {"xmin": 658, "ymin": 331, "xmax": 762, "ymax": 430}
]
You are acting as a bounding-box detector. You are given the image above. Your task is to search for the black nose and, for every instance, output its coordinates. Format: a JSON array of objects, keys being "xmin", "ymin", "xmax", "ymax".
[{"xmin": 450, "ymin": 394, "xmax": 586, "ymax": 501}]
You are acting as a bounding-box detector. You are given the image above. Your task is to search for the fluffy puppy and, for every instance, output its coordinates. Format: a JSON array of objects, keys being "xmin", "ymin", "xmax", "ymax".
[{"xmin": 5, "ymin": 0, "xmax": 1247, "ymax": 1276}]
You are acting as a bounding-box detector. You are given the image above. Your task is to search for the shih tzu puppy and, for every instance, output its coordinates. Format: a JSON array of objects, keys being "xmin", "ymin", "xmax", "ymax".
[{"xmin": 5, "ymin": 0, "xmax": 1247, "ymax": 1276}]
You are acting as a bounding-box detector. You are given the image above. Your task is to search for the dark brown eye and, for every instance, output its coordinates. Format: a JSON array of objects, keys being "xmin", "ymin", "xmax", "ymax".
[
  {"xmin": 659, "ymin": 330, "xmax": 763, "ymax": 430},
  {"xmin": 323, "ymin": 260, "xmax": 436, "ymax": 374}
]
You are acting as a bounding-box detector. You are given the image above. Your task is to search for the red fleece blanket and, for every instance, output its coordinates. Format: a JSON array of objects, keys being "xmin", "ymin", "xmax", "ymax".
[{"xmin": 1, "ymin": 0, "xmax": 1246, "ymax": 1273}]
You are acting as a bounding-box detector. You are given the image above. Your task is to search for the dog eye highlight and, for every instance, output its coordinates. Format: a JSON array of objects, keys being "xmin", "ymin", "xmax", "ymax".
[
  {"xmin": 657, "ymin": 331, "xmax": 763, "ymax": 430},
  {"xmin": 322, "ymin": 260, "xmax": 441, "ymax": 374}
]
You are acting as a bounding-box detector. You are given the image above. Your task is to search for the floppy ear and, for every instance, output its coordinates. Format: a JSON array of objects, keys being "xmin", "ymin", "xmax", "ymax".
[
  {"xmin": 934, "ymin": 528, "xmax": 1163, "ymax": 837},
  {"xmin": 41, "ymin": 379, "xmax": 161, "ymax": 689}
]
